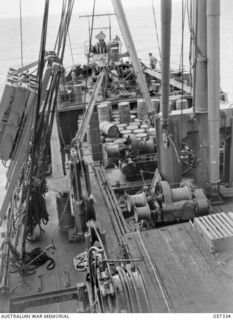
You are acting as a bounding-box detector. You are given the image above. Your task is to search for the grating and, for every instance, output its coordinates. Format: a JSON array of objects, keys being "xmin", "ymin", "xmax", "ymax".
[{"xmin": 194, "ymin": 212, "xmax": 233, "ymax": 253}]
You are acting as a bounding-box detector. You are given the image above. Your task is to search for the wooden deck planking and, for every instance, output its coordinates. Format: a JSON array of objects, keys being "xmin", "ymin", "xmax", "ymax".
[
  {"xmin": 167, "ymin": 225, "xmax": 227, "ymax": 312},
  {"xmin": 126, "ymin": 222, "xmax": 233, "ymax": 313},
  {"xmin": 177, "ymin": 224, "xmax": 227, "ymax": 295},
  {"xmin": 140, "ymin": 231, "xmax": 189, "ymax": 312},
  {"xmin": 158, "ymin": 227, "xmax": 208, "ymax": 312},
  {"xmin": 184, "ymin": 223, "xmax": 233, "ymax": 308}
]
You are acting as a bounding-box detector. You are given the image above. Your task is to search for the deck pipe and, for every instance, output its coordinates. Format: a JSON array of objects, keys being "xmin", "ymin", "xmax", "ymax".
[
  {"xmin": 207, "ymin": 0, "xmax": 220, "ymax": 185},
  {"xmin": 195, "ymin": 0, "xmax": 208, "ymax": 113},
  {"xmin": 192, "ymin": 0, "xmax": 209, "ymax": 186},
  {"xmin": 161, "ymin": 0, "xmax": 172, "ymax": 126}
]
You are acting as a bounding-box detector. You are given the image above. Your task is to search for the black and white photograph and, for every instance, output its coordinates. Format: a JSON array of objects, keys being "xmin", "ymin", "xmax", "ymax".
[{"xmin": 0, "ymin": 0, "xmax": 233, "ymax": 316}]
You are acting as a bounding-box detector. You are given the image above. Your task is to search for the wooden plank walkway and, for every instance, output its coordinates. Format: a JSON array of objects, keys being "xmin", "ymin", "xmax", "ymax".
[
  {"xmin": 125, "ymin": 222, "xmax": 233, "ymax": 312},
  {"xmin": 144, "ymin": 69, "xmax": 192, "ymax": 94}
]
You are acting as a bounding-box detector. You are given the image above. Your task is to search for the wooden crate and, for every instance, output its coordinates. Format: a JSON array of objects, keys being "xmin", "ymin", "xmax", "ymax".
[{"xmin": 194, "ymin": 212, "xmax": 233, "ymax": 253}]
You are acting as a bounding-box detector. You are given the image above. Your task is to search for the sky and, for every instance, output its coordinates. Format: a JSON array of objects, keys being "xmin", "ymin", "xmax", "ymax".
[{"xmin": 0, "ymin": 0, "xmax": 153, "ymax": 18}]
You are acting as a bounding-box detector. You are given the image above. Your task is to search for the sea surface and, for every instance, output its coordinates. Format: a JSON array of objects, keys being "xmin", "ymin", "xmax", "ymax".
[{"xmin": 0, "ymin": 1, "xmax": 233, "ymax": 205}]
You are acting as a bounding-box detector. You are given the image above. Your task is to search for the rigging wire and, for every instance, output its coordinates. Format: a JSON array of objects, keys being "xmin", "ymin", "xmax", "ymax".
[
  {"xmin": 179, "ymin": 0, "xmax": 186, "ymax": 71},
  {"xmin": 151, "ymin": 0, "xmax": 161, "ymax": 60},
  {"xmin": 82, "ymin": 0, "xmax": 96, "ymax": 114},
  {"xmin": 186, "ymin": 0, "xmax": 194, "ymax": 95},
  {"xmin": 68, "ymin": 31, "xmax": 75, "ymax": 66},
  {"xmin": 22, "ymin": 0, "xmax": 50, "ymax": 256},
  {"xmin": 136, "ymin": 230, "xmax": 172, "ymax": 313},
  {"xmin": 19, "ymin": 0, "xmax": 24, "ymax": 67}
]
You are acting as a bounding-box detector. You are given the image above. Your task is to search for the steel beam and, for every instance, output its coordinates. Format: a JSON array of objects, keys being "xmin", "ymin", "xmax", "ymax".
[{"xmin": 10, "ymin": 286, "xmax": 78, "ymax": 312}]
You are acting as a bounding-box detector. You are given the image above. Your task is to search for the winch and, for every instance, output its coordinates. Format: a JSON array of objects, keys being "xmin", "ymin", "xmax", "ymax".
[
  {"xmin": 76, "ymin": 221, "xmax": 151, "ymax": 313},
  {"xmin": 127, "ymin": 180, "xmax": 210, "ymax": 226}
]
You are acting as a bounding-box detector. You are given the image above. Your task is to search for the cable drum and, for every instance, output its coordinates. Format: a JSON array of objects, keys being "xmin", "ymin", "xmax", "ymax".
[
  {"xmin": 134, "ymin": 204, "xmax": 151, "ymax": 222},
  {"xmin": 112, "ymin": 266, "xmax": 151, "ymax": 312},
  {"xmin": 127, "ymin": 192, "xmax": 147, "ymax": 213}
]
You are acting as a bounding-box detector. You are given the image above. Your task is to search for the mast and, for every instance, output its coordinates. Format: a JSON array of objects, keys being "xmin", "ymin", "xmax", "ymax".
[
  {"xmin": 192, "ymin": 0, "xmax": 209, "ymax": 186},
  {"xmin": 195, "ymin": 0, "xmax": 207, "ymax": 113},
  {"xmin": 156, "ymin": 0, "xmax": 181, "ymax": 183},
  {"xmin": 207, "ymin": 0, "xmax": 220, "ymax": 186},
  {"xmin": 111, "ymin": 0, "xmax": 153, "ymax": 113},
  {"xmin": 161, "ymin": 0, "xmax": 171, "ymax": 126}
]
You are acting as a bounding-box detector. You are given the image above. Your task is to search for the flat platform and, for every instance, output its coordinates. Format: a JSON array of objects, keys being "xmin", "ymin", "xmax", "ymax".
[
  {"xmin": 125, "ymin": 222, "xmax": 233, "ymax": 312},
  {"xmin": 9, "ymin": 189, "xmax": 86, "ymax": 313}
]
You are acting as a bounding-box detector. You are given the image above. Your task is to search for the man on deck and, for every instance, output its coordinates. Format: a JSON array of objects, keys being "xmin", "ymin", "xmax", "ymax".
[
  {"xmin": 148, "ymin": 52, "xmax": 157, "ymax": 70},
  {"xmin": 96, "ymin": 30, "xmax": 107, "ymax": 54}
]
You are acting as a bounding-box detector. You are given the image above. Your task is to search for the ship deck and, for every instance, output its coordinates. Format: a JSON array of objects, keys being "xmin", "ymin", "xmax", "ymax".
[
  {"xmin": 9, "ymin": 186, "xmax": 87, "ymax": 313},
  {"xmin": 125, "ymin": 220, "xmax": 233, "ymax": 313}
]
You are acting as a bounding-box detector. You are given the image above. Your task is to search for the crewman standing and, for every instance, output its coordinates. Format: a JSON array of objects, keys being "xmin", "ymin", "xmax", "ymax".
[
  {"xmin": 148, "ymin": 52, "xmax": 157, "ymax": 69},
  {"xmin": 96, "ymin": 30, "xmax": 107, "ymax": 54}
]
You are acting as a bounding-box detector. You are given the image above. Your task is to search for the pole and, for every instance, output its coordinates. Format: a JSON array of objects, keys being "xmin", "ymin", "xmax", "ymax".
[
  {"xmin": 207, "ymin": 0, "xmax": 220, "ymax": 185},
  {"xmin": 161, "ymin": 0, "xmax": 172, "ymax": 126},
  {"xmin": 111, "ymin": 0, "xmax": 153, "ymax": 113},
  {"xmin": 193, "ymin": 0, "xmax": 209, "ymax": 186},
  {"xmin": 157, "ymin": 0, "xmax": 181, "ymax": 184},
  {"xmin": 195, "ymin": 0, "xmax": 207, "ymax": 113}
]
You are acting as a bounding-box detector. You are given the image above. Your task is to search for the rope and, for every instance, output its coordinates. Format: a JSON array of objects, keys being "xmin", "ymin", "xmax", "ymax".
[
  {"xmin": 22, "ymin": 0, "xmax": 50, "ymax": 255},
  {"xmin": 179, "ymin": 0, "xmax": 186, "ymax": 70},
  {"xmin": 186, "ymin": 0, "xmax": 194, "ymax": 94},
  {"xmin": 73, "ymin": 251, "xmax": 88, "ymax": 271},
  {"xmin": 136, "ymin": 230, "xmax": 172, "ymax": 313},
  {"xmin": 151, "ymin": 0, "xmax": 161, "ymax": 60},
  {"xmin": 68, "ymin": 31, "xmax": 75, "ymax": 66},
  {"xmin": 167, "ymin": 135, "xmax": 181, "ymax": 164},
  {"xmin": 83, "ymin": 0, "xmax": 96, "ymax": 113}
]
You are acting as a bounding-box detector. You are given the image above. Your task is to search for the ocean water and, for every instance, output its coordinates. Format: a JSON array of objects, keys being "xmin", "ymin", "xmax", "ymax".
[{"xmin": 0, "ymin": 1, "xmax": 233, "ymax": 204}]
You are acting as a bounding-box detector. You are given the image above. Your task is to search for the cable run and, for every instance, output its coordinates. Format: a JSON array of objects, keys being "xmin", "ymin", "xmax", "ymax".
[
  {"xmin": 136, "ymin": 230, "xmax": 172, "ymax": 313},
  {"xmin": 151, "ymin": 0, "xmax": 161, "ymax": 60},
  {"xmin": 68, "ymin": 31, "xmax": 75, "ymax": 66},
  {"xmin": 22, "ymin": 0, "xmax": 50, "ymax": 256},
  {"xmin": 83, "ymin": 0, "xmax": 96, "ymax": 113}
]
